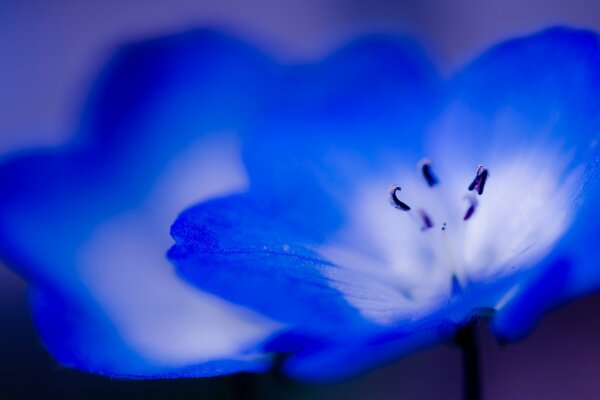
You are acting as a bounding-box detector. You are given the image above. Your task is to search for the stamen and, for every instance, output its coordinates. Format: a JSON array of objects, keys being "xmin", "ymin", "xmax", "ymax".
[
  {"xmin": 463, "ymin": 195, "xmax": 478, "ymax": 221},
  {"xmin": 389, "ymin": 185, "xmax": 411, "ymax": 211},
  {"xmin": 418, "ymin": 209, "xmax": 434, "ymax": 231},
  {"xmin": 419, "ymin": 159, "xmax": 439, "ymax": 187},
  {"xmin": 468, "ymin": 165, "xmax": 489, "ymax": 195}
]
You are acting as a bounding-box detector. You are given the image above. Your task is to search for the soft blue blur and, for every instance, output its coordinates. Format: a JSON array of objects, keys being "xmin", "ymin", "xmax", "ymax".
[{"xmin": 2, "ymin": 16, "xmax": 600, "ymax": 384}]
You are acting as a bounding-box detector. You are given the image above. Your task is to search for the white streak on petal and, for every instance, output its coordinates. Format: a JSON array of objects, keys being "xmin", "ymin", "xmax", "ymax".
[
  {"xmin": 461, "ymin": 151, "xmax": 581, "ymax": 280},
  {"xmin": 78, "ymin": 131, "xmax": 281, "ymax": 366},
  {"xmin": 495, "ymin": 285, "xmax": 519, "ymax": 310}
]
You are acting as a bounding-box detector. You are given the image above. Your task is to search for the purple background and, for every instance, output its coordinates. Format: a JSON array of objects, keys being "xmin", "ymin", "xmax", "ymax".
[{"xmin": 2, "ymin": 1, "xmax": 600, "ymax": 398}]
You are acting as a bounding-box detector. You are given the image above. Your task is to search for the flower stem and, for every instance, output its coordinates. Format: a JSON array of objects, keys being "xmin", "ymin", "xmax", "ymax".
[
  {"xmin": 456, "ymin": 324, "xmax": 482, "ymax": 400},
  {"xmin": 232, "ymin": 373, "xmax": 261, "ymax": 400}
]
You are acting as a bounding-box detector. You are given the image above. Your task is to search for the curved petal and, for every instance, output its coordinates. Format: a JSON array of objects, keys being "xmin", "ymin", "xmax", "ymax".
[
  {"xmin": 281, "ymin": 276, "xmax": 514, "ymax": 382},
  {"xmin": 429, "ymin": 27, "xmax": 600, "ymax": 172},
  {"xmin": 282, "ymin": 322, "xmax": 447, "ymax": 383},
  {"xmin": 494, "ymin": 153, "xmax": 600, "ymax": 341},
  {"xmin": 243, "ymin": 35, "xmax": 440, "ymax": 240},
  {"xmin": 169, "ymin": 189, "xmax": 525, "ymax": 381},
  {"xmin": 492, "ymin": 257, "xmax": 572, "ymax": 341},
  {"xmin": 0, "ymin": 30, "xmax": 281, "ymax": 376},
  {"xmin": 31, "ymin": 289, "xmax": 272, "ymax": 378},
  {"xmin": 429, "ymin": 27, "xmax": 600, "ymax": 340},
  {"xmin": 169, "ymin": 193, "xmax": 418, "ymax": 349},
  {"xmin": 424, "ymin": 28, "xmax": 600, "ymax": 284}
]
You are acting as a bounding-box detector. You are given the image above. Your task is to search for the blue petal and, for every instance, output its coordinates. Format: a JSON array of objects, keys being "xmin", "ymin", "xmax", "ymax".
[
  {"xmin": 492, "ymin": 258, "xmax": 571, "ymax": 341},
  {"xmin": 243, "ymin": 35, "xmax": 440, "ymax": 240},
  {"xmin": 0, "ymin": 29, "xmax": 276, "ymax": 289},
  {"xmin": 0, "ymin": 30, "xmax": 280, "ymax": 376},
  {"xmin": 169, "ymin": 193, "xmax": 415, "ymax": 348},
  {"xmin": 168, "ymin": 38, "xmax": 442, "ymax": 351},
  {"xmin": 170, "ymin": 188, "xmax": 532, "ymax": 380},
  {"xmin": 438, "ymin": 27, "xmax": 600, "ymax": 339},
  {"xmin": 494, "ymin": 158, "xmax": 600, "ymax": 340},
  {"xmin": 282, "ymin": 322, "xmax": 447, "ymax": 382},
  {"xmin": 429, "ymin": 27, "xmax": 600, "ymax": 173},
  {"xmin": 31, "ymin": 289, "xmax": 271, "ymax": 378},
  {"xmin": 281, "ymin": 277, "xmax": 513, "ymax": 382}
]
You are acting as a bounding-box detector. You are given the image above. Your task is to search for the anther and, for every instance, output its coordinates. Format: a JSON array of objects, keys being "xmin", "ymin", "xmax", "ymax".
[
  {"xmin": 468, "ymin": 165, "xmax": 489, "ymax": 195},
  {"xmin": 463, "ymin": 195, "xmax": 478, "ymax": 221},
  {"xmin": 419, "ymin": 159, "xmax": 439, "ymax": 187},
  {"xmin": 389, "ymin": 185, "xmax": 411, "ymax": 211},
  {"xmin": 418, "ymin": 209, "xmax": 434, "ymax": 231}
]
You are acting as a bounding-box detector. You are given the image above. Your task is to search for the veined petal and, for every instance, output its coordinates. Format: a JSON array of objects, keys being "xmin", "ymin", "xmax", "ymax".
[
  {"xmin": 428, "ymin": 28, "xmax": 600, "ymax": 280},
  {"xmin": 0, "ymin": 30, "xmax": 281, "ymax": 376},
  {"xmin": 494, "ymin": 149, "xmax": 600, "ymax": 341},
  {"xmin": 420, "ymin": 27, "xmax": 600, "ymax": 340},
  {"xmin": 169, "ymin": 194, "xmax": 417, "ymax": 347}
]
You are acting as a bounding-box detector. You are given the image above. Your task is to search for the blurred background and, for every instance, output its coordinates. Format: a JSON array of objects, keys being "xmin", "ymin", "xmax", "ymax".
[{"xmin": 2, "ymin": 0, "xmax": 600, "ymax": 398}]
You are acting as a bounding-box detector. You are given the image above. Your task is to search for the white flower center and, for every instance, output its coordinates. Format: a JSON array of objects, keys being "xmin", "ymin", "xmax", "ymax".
[{"xmin": 318, "ymin": 151, "xmax": 582, "ymax": 322}]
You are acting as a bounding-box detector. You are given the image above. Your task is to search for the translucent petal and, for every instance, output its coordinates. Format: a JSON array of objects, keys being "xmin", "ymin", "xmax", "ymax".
[
  {"xmin": 0, "ymin": 30, "xmax": 280, "ymax": 376},
  {"xmin": 169, "ymin": 194, "xmax": 416, "ymax": 348}
]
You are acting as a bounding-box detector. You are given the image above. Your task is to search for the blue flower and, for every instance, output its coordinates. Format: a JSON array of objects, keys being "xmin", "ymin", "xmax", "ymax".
[
  {"xmin": 0, "ymin": 30, "xmax": 284, "ymax": 378},
  {"xmin": 1, "ymin": 26, "xmax": 600, "ymax": 383},
  {"xmin": 168, "ymin": 27, "xmax": 600, "ymax": 381}
]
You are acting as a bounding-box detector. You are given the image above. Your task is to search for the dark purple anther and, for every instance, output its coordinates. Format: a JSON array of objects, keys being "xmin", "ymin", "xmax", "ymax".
[
  {"xmin": 468, "ymin": 165, "xmax": 489, "ymax": 195},
  {"xmin": 389, "ymin": 186, "xmax": 411, "ymax": 211},
  {"xmin": 418, "ymin": 209, "xmax": 434, "ymax": 231},
  {"xmin": 420, "ymin": 160, "xmax": 439, "ymax": 187},
  {"xmin": 463, "ymin": 196, "xmax": 478, "ymax": 221}
]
